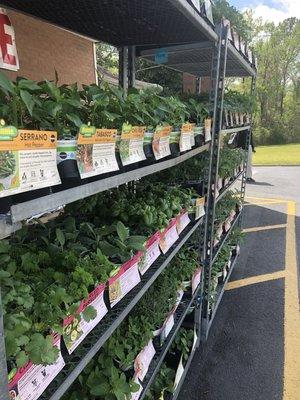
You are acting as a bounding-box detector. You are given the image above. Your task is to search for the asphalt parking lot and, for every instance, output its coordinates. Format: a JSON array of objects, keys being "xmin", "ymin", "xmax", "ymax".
[{"xmin": 180, "ymin": 167, "xmax": 300, "ymax": 400}]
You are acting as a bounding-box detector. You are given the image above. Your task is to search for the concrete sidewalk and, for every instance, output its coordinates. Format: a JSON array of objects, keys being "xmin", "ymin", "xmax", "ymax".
[{"xmin": 180, "ymin": 167, "xmax": 300, "ymax": 400}]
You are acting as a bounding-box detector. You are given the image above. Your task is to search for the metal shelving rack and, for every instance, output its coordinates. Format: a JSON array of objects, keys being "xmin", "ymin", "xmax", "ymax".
[{"xmin": 0, "ymin": 1, "xmax": 256, "ymax": 399}]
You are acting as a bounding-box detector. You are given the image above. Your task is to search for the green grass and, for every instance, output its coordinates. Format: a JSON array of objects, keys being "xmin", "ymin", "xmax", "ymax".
[{"xmin": 252, "ymin": 143, "xmax": 300, "ymax": 165}]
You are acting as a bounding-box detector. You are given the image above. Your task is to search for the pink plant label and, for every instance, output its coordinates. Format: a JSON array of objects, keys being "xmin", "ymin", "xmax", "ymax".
[
  {"xmin": 159, "ymin": 219, "xmax": 179, "ymax": 254},
  {"xmin": 108, "ymin": 253, "xmax": 141, "ymax": 307},
  {"xmin": 62, "ymin": 283, "xmax": 107, "ymax": 354},
  {"xmin": 173, "ymin": 289, "xmax": 184, "ymax": 312},
  {"xmin": 176, "ymin": 211, "xmax": 190, "ymax": 235},
  {"xmin": 192, "ymin": 268, "xmax": 202, "ymax": 294},
  {"xmin": 134, "ymin": 339, "xmax": 156, "ymax": 381},
  {"xmin": 139, "ymin": 232, "xmax": 161, "ymax": 275},
  {"xmin": 8, "ymin": 335, "xmax": 65, "ymax": 400}
]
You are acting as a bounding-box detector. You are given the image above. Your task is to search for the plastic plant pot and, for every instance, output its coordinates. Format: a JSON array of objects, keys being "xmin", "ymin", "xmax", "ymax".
[
  {"xmin": 193, "ymin": 125, "xmax": 205, "ymax": 147},
  {"xmin": 56, "ymin": 139, "xmax": 80, "ymax": 188},
  {"xmin": 169, "ymin": 127, "xmax": 180, "ymax": 158},
  {"xmin": 142, "ymin": 129, "xmax": 155, "ymax": 165}
]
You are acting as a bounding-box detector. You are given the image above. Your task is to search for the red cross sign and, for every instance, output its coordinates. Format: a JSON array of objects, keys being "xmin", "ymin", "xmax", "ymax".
[{"xmin": 0, "ymin": 8, "xmax": 19, "ymax": 71}]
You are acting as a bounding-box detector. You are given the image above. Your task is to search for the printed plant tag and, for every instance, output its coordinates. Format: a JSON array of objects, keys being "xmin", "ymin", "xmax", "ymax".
[
  {"xmin": 223, "ymin": 264, "xmax": 228, "ymax": 280},
  {"xmin": 108, "ymin": 253, "xmax": 141, "ymax": 307},
  {"xmin": 192, "ymin": 327, "xmax": 198, "ymax": 351},
  {"xmin": 173, "ymin": 355, "xmax": 184, "ymax": 390},
  {"xmin": 192, "ymin": 268, "xmax": 202, "ymax": 294},
  {"xmin": 161, "ymin": 313, "xmax": 175, "ymax": 342},
  {"xmin": 77, "ymin": 127, "xmax": 119, "ymax": 178},
  {"xmin": 204, "ymin": 118, "xmax": 212, "ymax": 142},
  {"xmin": 0, "ymin": 128, "xmax": 61, "ymax": 198},
  {"xmin": 216, "ymin": 225, "xmax": 223, "ymax": 239},
  {"xmin": 120, "ymin": 125, "xmax": 146, "ymax": 166},
  {"xmin": 134, "ymin": 340, "xmax": 156, "ymax": 381},
  {"xmin": 174, "ymin": 289, "xmax": 184, "ymax": 312},
  {"xmin": 138, "ymin": 232, "xmax": 161, "ymax": 275},
  {"xmin": 129, "ymin": 377, "xmax": 143, "ymax": 400},
  {"xmin": 179, "ymin": 123, "xmax": 193, "ymax": 152},
  {"xmin": 236, "ymin": 244, "xmax": 240, "ymax": 255},
  {"xmin": 224, "ymin": 218, "xmax": 231, "ymax": 232},
  {"xmin": 217, "ymin": 177, "xmax": 223, "ymax": 190},
  {"xmin": 62, "ymin": 283, "xmax": 107, "ymax": 354},
  {"xmin": 195, "ymin": 197, "xmax": 205, "ymax": 220},
  {"xmin": 8, "ymin": 335, "xmax": 65, "ymax": 400},
  {"xmin": 159, "ymin": 218, "xmax": 179, "ymax": 254},
  {"xmin": 176, "ymin": 211, "xmax": 191, "ymax": 234},
  {"xmin": 152, "ymin": 125, "xmax": 171, "ymax": 160}
]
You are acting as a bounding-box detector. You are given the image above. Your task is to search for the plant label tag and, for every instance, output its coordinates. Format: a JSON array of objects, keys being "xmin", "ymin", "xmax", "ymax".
[
  {"xmin": 216, "ymin": 225, "xmax": 223, "ymax": 239},
  {"xmin": 62, "ymin": 283, "xmax": 107, "ymax": 354},
  {"xmin": 224, "ymin": 219, "xmax": 231, "ymax": 232},
  {"xmin": 77, "ymin": 128, "xmax": 119, "ymax": 178},
  {"xmin": 174, "ymin": 289, "xmax": 184, "ymax": 311},
  {"xmin": 180, "ymin": 123, "xmax": 193, "ymax": 152},
  {"xmin": 192, "ymin": 327, "xmax": 198, "ymax": 351},
  {"xmin": 192, "ymin": 268, "xmax": 202, "ymax": 294},
  {"xmin": 236, "ymin": 245, "xmax": 240, "ymax": 255},
  {"xmin": 134, "ymin": 340, "xmax": 156, "ymax": 381},
  {"xmin": 0, "ymin": 129, "xmax": 61, "ymax": 198},
  {"xmin": 217, "ymin": 177, "xmax": 223, "ymax": 190},
  {"xmin": 152, "ymin": 125, "xmax": 171, "ymax": 160},
  {"xmin": 129, "ymin": 377, "xmax": 143, "ymax": 400},
  {"xmin": 162, "ymin": 313, "xmax": 175, "ymax": 342},
  {"xmin": 109, "ymin": 253, "xmax": 141, "ymax": 307},
  {"xmin": 120, "ymin": 126, "xmax": 146, "ymax": 166},
  {"xmin": 195, "ymin": 197, "xmax": 205, "ymax": 220},
  {"xmin": 204, "ymin": 118, "xmax": 212, "ymax": 142},
  {"xmin": 139, "ymin": 232, "xmax": 161, "ymax": 275},
  {"xmin": 173, "ymin": 355, "xmax": 185, "ymax": 390},
  {"xmin": 176, "ymin": 211, "xmax": 190, "ymax": 234},
  {"xmin": 8, "ymin": 335, "xmax": 65, "ymax": 400},
  {"xmin": 223, "ymin": 264, "xmax": 228, "ymax": 280},
  {"xmin": 159, "ymin": 218, "xmax": 179, "ymax": 254}
]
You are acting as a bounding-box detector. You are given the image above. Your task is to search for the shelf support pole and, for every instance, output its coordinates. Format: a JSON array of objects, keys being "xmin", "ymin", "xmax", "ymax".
[{"xmin": 201, "ymin": 19, "xmax": 229, "ymax": 341}]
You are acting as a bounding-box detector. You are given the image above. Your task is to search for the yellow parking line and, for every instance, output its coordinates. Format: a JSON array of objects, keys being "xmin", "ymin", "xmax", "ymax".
[
  {"xmin": 242, "ymin": 224, "xmax": 287, "ymax": 233},
  {"xmin": 245, "ymin": 196, "xmax": 288, "ymax": 202},
  {"xmin": 283, "ymin": 201, "xmax": 300, "ymax": 400},
  {"xmin": 225, "ymin": 270, "xmax": 285, "ymax": 291},
  {"xmin": 244, "ymin": 201, "xmax": 287, "ymax": 206}
]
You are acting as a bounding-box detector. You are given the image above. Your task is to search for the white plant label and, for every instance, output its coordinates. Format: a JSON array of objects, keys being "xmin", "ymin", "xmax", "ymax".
[
  {"xmin": 195, "ymin": 197, "xmax": 205, "ymax": 220},
  {"xmin": 159, "ymin": 219, "xmax": 179, "ymax": 254},
  {"xmin": 109, "ymin": 253, "xmax": 141, "ymax": 307},
  {"xmin": 152, "ymin": 125, "xmax": 172, "ymax": 160},
  {"xmin": 174, "ymin": 355, "xmax": 185, "ymax": 390},
  {"xmin": 62, "ymin": 284, "xmax": 107, "ymax": 354},
  {"xmin": 192, "ymin": 268, "xmax": 202, "ymax": 294},
  {"xmin": 8, "ymin": 336, "xmax": 65, "ymax": 400},
  {"xmin": 139, "ymin": 232, "xmax": 161, "ymax": 275}
]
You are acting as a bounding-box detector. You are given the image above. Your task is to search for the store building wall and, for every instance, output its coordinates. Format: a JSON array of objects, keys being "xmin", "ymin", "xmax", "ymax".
[{"xmin": 2, "ymin": 10, "xmax": 97, "ymax": 85}]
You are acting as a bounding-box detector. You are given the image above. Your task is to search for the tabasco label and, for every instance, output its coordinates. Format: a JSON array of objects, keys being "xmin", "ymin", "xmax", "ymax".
[
  {"xmin": 0, "ymin": 128, "xmax": 60, "ymax": 198},
  {"xmin": 77, "ymin": 127, "xmax": 119, "ymax": 178}
]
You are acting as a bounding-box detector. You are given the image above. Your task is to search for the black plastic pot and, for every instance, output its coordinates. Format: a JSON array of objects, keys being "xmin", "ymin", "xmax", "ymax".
[
  {"xmin": 194, "ymin": 125, "xmax": 204, "ymax": 147},
  {"xmin": 169, "ymin": 128, "xmax": 180, "ymax": 158},
  {"xmin": 55, "ymin": 139, "xmax": 81, "ymax": 190},
  {"xmin": 143, "ymin": 130, "xmax": 155, "ymax": 164}
]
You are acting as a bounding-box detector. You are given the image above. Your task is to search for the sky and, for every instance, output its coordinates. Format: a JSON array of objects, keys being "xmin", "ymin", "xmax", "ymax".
[{"xmin": 229, "ymin": 0, "xmax": 300, "ymax": 24}]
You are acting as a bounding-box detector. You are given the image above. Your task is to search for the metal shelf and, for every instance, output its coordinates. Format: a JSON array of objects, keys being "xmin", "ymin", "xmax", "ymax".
[
  {"xmin": 216, "ymin": 170, "xmax": 244, "ymax": 204},
  {"xmin": 211, "ymin": 210, "xmax": 242, "ymax": 266},
  {"xmin": 39, "ymin": 217, "xmax": 203, "ymax": 400},
  {"xmin": 140, "ymin": 285, "xmax": 201, "ymax": 400},
  {"xmin": 1, "ymin": 0, "xmax": 217, "ymax": 46},
  {"xmin": 2, "ymin": 144, "xmax": 209, "ymax": 227},
  {"xmin": 204, "ymin": 253, "xmax": 239, "ymax": 336},
  {"xmin": 220, "ymin": 125, "xmax": 250, "ymax": 134}
]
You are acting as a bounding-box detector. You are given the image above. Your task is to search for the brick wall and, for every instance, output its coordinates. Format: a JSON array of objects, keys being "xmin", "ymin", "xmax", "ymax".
[
  {"xmin": 182, "ymin": 73, "xmax": 196, "ymax": 93},
  {"xmin": 2, "ymin": 10, "xmax": 96, "ymax": 85}
]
